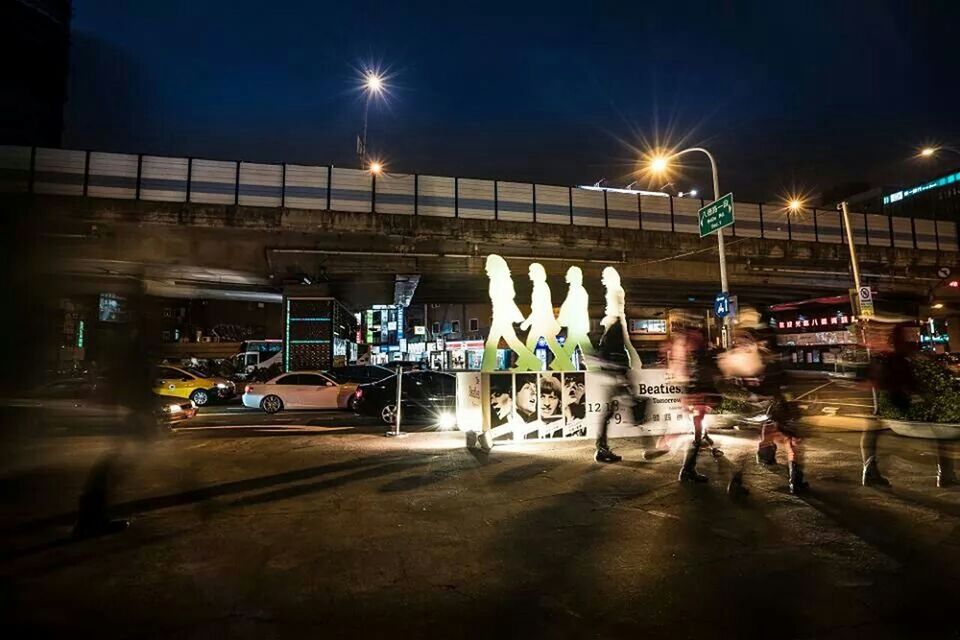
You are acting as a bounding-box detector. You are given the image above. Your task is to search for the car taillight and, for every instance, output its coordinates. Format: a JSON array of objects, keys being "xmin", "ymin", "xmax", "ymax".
[{"xmin": 244, "ymin": 385, "xmax": 252, "ymax": 394}]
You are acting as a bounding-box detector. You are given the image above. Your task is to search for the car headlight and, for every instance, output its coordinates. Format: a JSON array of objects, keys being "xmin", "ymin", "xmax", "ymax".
[
  {"xmin": 166, "ymin": 403, "xmax": 183, "ymax": 414},
  {"xmin": 437, "ymin": 412, "xmax": 457, "ymax": 431},
  {"xmin": 216, "ymin": 382, "xmax": 229, "ymax": 389}
]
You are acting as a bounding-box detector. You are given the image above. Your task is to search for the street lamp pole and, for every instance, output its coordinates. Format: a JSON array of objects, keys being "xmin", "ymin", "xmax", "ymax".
[
  {"xmin": 670, "ymin": 147, "xmax": 731, "ymax": 346},
  {"xmin": 359, "ymin": 70, "xmax": 384, "ymax": 168},
  {"xmin": 360, "ymin": 98, "xmax": 370, "ymax": 166},
  {"xmin": 840, "ymin": 200, "xmax": 875, "ymax": 406},
  {"xmin": 839, "ymin": 200, "xmax": 862, "ymax": 293}
]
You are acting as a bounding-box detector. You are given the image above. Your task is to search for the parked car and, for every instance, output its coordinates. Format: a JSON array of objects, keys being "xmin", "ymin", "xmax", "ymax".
[
  {"xmin": 9, "ymin": 377, "xmax": 197, "ymax": 429},
  {"xmin": 151, "ymin": 365, "xmax": 236, "ymax": 407},
  {"xmin": 242, "ymin": 371, "xmax": 359, "ymax": 414},
  {"xmin": 354, "ymin": 370, "xmax": 457, "ymax": 427},
  {"xmin": 323, "ymin": 365, "xmax": 396, "ymax": 385}
]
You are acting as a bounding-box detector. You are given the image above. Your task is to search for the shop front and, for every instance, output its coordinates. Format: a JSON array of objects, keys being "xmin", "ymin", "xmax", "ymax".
[
  {"xmin": 438, "ymin": 340, "xmax": 485, "ymax": 371},
  {"xmin": 770, "ymin": 296, "xmax": 865, "ymax": 373}
]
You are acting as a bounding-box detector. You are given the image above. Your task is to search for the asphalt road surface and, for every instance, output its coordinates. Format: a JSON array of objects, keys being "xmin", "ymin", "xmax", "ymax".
[
  {"xmin": 786, "ymin": 376, "xmax": 877, "ymax": 419},
  {"xmin": 2, "ymin": 404, "xmax": 959, "ymax": 639}
]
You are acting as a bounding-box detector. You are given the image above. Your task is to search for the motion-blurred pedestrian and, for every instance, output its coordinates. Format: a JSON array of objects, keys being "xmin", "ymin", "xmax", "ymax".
[
  {"xmin": 676, "ymin": 328, "xmax": 720, "ymax": 483},
  {"xmin": 752, "ymin": 328, "xmax": 809, "ymax": 494}
]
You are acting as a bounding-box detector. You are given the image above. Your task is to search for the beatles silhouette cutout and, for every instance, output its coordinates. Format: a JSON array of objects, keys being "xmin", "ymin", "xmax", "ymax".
[
  {"xmin": 558, "ymin": 266, "xmax": 594, "ymax": 363},
  {"xmin": 482, "ymin": 255, "xmax": 638, "ymax": 372},
  {"xmin": 521, "ymin": 263, "xmax": 574, "ymax": 371},
  {"xmin": 482, "ymin": 255, "xmax": 541, "ymax": 372},
  {"xmin": 601, "ymin": 266, "xmax": 642, "ymax": 371}
]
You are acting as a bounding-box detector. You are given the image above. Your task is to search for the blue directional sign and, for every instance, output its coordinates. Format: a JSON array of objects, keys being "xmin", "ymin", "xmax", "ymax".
[{"xmin": 714, "ymin": 292, "xmax": 730, "ymax": 319}]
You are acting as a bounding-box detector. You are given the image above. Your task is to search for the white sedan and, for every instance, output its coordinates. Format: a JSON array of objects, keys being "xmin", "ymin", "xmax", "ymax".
[{"xmin": 242, "ymin": 371, "xmax": 358, "ymax": 414}]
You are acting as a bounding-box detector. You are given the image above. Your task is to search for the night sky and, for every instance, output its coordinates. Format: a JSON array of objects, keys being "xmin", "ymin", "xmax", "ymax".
[{"xmin": 65, "ymin": 1, "xmax": 960, "ymax": 203}]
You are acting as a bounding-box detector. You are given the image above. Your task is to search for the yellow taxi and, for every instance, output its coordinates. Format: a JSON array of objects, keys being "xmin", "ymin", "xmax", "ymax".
[{"xmin": 151, "ymin": 364, "xmax": 236, "ymax": 407}]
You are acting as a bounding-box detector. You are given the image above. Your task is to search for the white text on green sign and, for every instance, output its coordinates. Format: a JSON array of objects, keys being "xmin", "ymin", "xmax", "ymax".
[{"xmin": 698, "ymin": 193, "xmax": 735, "ymax": 237}]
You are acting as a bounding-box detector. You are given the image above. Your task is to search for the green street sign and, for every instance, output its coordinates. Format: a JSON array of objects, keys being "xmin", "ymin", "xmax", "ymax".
[{"xmin": 698, "ymin": 193, "xmax": 735, "ymax": 237}]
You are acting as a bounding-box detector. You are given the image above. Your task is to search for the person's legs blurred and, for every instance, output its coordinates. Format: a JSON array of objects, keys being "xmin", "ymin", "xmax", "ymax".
[
  {"xmin": 595, "ymin": 372, "xmax": 624, "ymax": 463},
  {"xmin": 785, "ymin": 434, "xmax": 809, "ymax": 494},
  {"xmin": 679, "ymin": 401, "xmax": 708, "ymax": 482},
  {"xmin": 861, "ymin": 428, "xmax": 891, "ymax": 487},
  {"xmin": 936, "ymin": 440, "xmax": 958, "ymax": 488},
  {"xmin": 757, "ymin": 421, "xmax": 778, "ymax": 465}
]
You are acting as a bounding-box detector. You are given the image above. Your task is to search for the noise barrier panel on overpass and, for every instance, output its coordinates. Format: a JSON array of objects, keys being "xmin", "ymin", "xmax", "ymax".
[
  {"xmin": 140, "ymin": 155, "xmax": 189, "ymax": 202},
  {"xmin": 534, "ymin": 184, "xmax": 570, "ymax": 225},
  {"xmin": 239, "ymin": 162, "xmax": 283, "ymax": 207},
  {"xmin": 496, "ymin": 181, "xmax": 533, "ymax": 223},
  {"xmin": 418, "ymin": 175, "xmax": 456, "ymax": 217},
  {"xmin": 374, "ymin": 172, "xmax": 415, "ymax": 215},
  {"xmin": 87, "ymin": 152, "xmax": 138, "ymax": 199},
  {"xmin": 283, "ymin": 164, "xmax": 328, "ymax": 210},
  {"xmin": 607, "ymin": 191, "xmax": 640, "ymax": 230}
]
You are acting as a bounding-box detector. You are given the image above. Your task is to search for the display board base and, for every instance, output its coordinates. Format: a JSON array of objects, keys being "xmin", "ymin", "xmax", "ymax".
[{"xmin": 455, "ymin": 369, "xmax": 693, "ymax": 446}]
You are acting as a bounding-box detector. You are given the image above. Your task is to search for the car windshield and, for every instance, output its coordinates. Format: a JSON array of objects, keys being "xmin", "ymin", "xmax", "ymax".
[
  {"xmin": 322, "ymin": 371, "xmax": 343, "ymax": 383},
  {"xmin": 184, "ymin": 368, "xmax": 206, "ymax": 378}
]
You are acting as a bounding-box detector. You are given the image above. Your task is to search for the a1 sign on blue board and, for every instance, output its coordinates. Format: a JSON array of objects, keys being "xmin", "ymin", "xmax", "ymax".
[
  {"xmin": 699, "ymin": 193, "xmax": 735, "ymax": 237},
  {"xmin": 714, "ymin": 292, "xmax": 730, "ymax": 319}
]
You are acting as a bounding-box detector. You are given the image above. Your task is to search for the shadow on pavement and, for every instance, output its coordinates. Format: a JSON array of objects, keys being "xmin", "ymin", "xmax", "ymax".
[{"xmin": 2, "ymin": 453, "xmax": 435, "ymax": 538}]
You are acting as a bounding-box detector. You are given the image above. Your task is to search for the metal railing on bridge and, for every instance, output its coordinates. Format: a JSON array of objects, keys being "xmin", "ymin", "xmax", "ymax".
[{"xmin": 0, "ymin": 145, "xmax": 956, "ymax": 253}]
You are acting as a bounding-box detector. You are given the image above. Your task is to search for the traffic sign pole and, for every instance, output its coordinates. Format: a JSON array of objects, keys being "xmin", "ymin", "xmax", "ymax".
[
  {"xmin": 840, "ymin": 200, "xmax": 876, "ymax": 411},
  {"xmin": 705, "ymin": 153, "xmax": 730, "ymax": 347},
  {"xmin": 673, "ymin": 147, "xmax": 733, "ymax": 347}
]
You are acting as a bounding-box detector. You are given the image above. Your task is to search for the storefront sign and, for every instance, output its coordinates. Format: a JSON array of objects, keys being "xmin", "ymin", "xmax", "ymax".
[{"xmin": 776, "ymin": 329, "xmax": 856, "ymax": 346}]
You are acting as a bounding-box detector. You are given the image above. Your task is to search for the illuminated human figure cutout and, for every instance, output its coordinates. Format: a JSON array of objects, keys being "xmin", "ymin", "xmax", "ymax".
[
  {"xmin": 482, "ymin": 255, "xmax": 540, "ymax": 371},
  {"xmin": 557, "ymin": 266, "xmax": 594, "ymax": 364},
  {"xmin": 520, "ymin": 263, "xmax": 574, "ymax": 371},
  {"xmin": 601, "ymin": 266, "xmax": 642, "ymax": 371}
]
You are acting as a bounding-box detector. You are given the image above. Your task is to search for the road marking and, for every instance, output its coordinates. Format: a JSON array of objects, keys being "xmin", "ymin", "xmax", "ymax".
[
  {"xmin": 792, "ymin": 381, "xmax": 834, "ymax": 401},
  {"xmin": 174, "ymin": 424, "xmax": 355, "ymax": 433},
  {"xmin": 821, "ymin": 407, "xmax": 839, "ymax": 415},
  {"xmin": 198, "ymin": 411, "xmax": 259, "ymax": 417},
  {"xmin": 805, "ymin": 400, "xmax": 876, "ymax": 409}
]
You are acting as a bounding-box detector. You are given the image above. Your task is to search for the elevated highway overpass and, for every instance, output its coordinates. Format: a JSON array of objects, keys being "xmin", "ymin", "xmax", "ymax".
[{"xmin": 2, "ymin": 145, "xmax": 957, "ymax": 313}]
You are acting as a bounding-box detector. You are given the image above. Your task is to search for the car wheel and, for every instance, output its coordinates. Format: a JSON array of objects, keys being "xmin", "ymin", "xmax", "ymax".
[
  {"xmin": 380, "ymin": 403, "xmax": 398, "ymax": 425},
  {"xmin": 349, "ymin": 394, "xmax": 360, "ymax": 412},
  {"xmin": 190, "ymin": 389, "xmax": 210, "ymax": 407},
  {"xmin": 261, "ymin": 395, "xmax": 283, "ymax": 414}
]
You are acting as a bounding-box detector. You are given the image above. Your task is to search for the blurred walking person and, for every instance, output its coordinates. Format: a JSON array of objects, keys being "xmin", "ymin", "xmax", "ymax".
[
  {"xmin": 862, "ymin": 322, "xmax": 914, "ymax": 487},
  {"xmin": 753, "ymin": 328, "xmax": 809, "ymax": 494},
  {"xmin": 591, "ymin": 267, "xmax": 644, "ymax": 463},
  {"xmin": 675, "ymin": 328, "xmax": 720, "ymax": 483},
  {"xmin": 73, "ymin": 288, "xmax": 158, "ymax": 539}
]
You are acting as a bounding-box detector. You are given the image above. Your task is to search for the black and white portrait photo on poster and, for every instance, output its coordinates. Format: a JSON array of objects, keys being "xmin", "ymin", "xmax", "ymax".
[
  {"xmin": 539, "ymin": 373, "xmax": 564, "ymax": 438},
  {"xmin": 489, "ymin": 374, "xmax": 514, "ymax": 431},
  {"xmin": 563, "ymin": 372, "xmax": 587, "ymax": 437},
  {"xmin": 514, "ymin": 373, "xmax": 540, "ymax": 439}
]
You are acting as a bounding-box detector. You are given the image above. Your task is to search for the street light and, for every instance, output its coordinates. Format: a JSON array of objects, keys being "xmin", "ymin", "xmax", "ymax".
[
  {"xmin": 646, "ymin": 147, "xmax": 731, "ymax": 346},
  {"xmin": 788, "ymin": 198, "xmax": 803, "ymax": 213},
  {"xmin": 918, "ymin": 145, "xmax": 960, "ymax": 159},
  {"xmin": 369, "ymin": 161, "xmax": 383, "ymax": 175},
  {"xmin": 364, "ymin": 71, "xmax": 384, "ymax": 95},
  {"xmin": 359, "ymin": 69, "xmax": 387, "ymax": 168}
]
